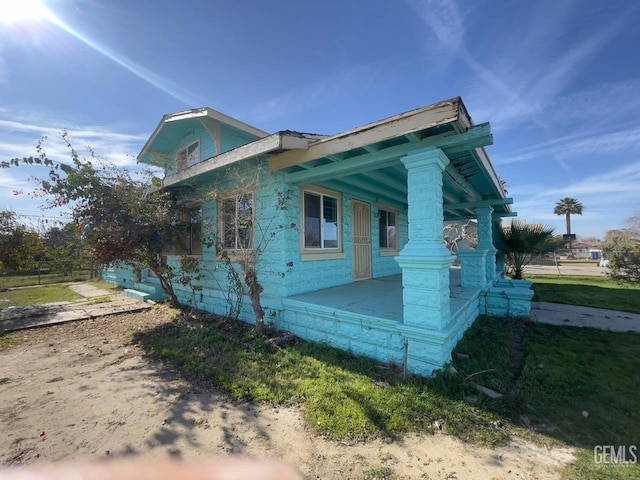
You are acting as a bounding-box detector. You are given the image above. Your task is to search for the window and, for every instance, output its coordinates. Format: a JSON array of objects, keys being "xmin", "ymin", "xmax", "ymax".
[
  {"xmin": 176, "ymin": 140, "xmax": 200, "ymax": 169},
  {"xmin": 220, "ymin": 192, "xmax": 254, "ymax": 250},
  {"xmin": 303, "ymin": 189, "xmax": 340, "ymax": 250},
  {"xmin": 164, "ymin": 205, "xmax": 202, "ymax": 256},
  {"xmin": 378, "ymin": 207, "xmax": 398, "ymax": 251}
]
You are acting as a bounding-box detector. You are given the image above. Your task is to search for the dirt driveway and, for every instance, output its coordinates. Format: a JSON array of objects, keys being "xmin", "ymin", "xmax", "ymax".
[{"xmin": 0, "ymin": 307, "xmax": 574, "ymax": 479}]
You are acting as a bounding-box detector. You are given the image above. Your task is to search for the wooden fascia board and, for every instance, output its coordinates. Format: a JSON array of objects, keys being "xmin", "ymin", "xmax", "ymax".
[
  {"xmin": 283, "ymin": 123, "xmax": 492, "ymax": 185},
  {"xmin": 162, "ymin": 133, "xmax": 310, "ymax": 188},
  {"xmin": 138, "ymin": 113, "xmax": 172, "ymax": 162},
  {"xmin": 168, "ymin": 108, "xmax": 268, "ymax": 138},
  {"xmin": 475, "ymin": 146, "xmax": 505, "ymax": 198},
  {"xmin": 444, "ymin": 198, "xmax": 514, "ymax": 212},
  {"xmin": 269, "ymin": 100, "xmax": 461, "ymax": 171}
]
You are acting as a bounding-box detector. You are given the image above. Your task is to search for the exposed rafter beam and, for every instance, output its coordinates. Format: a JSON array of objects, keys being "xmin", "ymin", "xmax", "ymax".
[
  {"xmin": 321, "ymin": 180, "xmax": 407, "ymax": 209},
  {"xmin": 445, "ymin": 211, "xmax": 517, "ymax": 221},
  {"xmin": 336, "ymin": 176, "xmax": 407, "ymax": 205},
  {"xmin": 269, "ymin": 101, "xmax": 477, "ymax": 171},
  {"xmin": 404, "ymin": 132, "xmax": 421, "ymax": 143},
  {"xmin": 360, "ymin": 170, "xmax": 407, "ymax": 193},
  {"xmin": 444, "ymin": 163, "xmax": 482, "ymax": 199},
  {"xmin": 444, "ymin": 198, "xmax": 513, "ymax": 212},
  {"xmin": 283, "ymin": 123, "xmax": 492, "ymax": 184},
  {"xmin": 363, "ymin": 144, "xmax": 379, "ymax": 153}
]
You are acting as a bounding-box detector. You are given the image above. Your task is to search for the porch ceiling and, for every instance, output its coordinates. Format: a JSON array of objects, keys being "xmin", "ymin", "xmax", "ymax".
[{"xmin": 275, "ymin": 119, "xmax": 512, "ymax": 220}]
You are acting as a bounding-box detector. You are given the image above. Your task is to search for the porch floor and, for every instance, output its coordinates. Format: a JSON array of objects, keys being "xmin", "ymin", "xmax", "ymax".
[{"xmin": 286, "ymin": 267, "xmax": 469, "ymax": 322}]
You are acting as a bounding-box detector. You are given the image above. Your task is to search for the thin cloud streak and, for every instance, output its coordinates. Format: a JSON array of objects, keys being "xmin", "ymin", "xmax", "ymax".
[{"xmin": 495, "ymin": 125, "xmax": 640, "ymax": 165}]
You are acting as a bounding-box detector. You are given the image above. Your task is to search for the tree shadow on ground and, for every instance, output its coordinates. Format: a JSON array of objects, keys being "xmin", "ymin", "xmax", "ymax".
[{"xmin": 131, "ymin": 309, "xmax": 640, "ymax": 458}]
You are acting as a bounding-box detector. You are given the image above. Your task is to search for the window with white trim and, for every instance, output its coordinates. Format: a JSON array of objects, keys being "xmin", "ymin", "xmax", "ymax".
[
  {"xmin": 176, "ymin": 140, "xmax": 200, "ymax": 169},
  {"xmin": 378, "ymin": 206, "xmax": 398, "ymax": 251},
  {"xmin": 220, "ymin": 192, "xmax": 254, "ymax": 250},
  {"xmin": 303, "ymin": 188, "xmax": 340, "ymax": 250}
]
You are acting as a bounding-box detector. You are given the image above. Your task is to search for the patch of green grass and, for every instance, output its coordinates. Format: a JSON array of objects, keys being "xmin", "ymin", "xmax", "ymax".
[
  {"xmin": 0, "ymin": 331, "xmax": 21, "ymax": 351},
  {"xmin": 134, "ymin": 313, "xmax": 510, "ymax": 445},
  {"xmin": 85, "ymin": 279, "xmax": 119, "ymax": 291},
  {"xmin": 562, "ymin": 449, "xmax": 640, "ymax": 480},
  {"xmin": 519, "ymin": 323, "xmax": 640, "ymax": 478},
  {"xmin": 0, "ymin": 284, "xmax": 83, "ymax": 310},
  {"xmin": 135, "ymin": 311, "xmax": 640, "ymax": 478},
  {"xmin": 531, "ymin": 275, "xmax": 640, "ymax": 313},
  {"xmin": 88, "ymin": 296, "xmax": 112, "ymax": 304},
  {"xmin": 363, "ymin": 466, "xmax": 396, "ymax": 480}
]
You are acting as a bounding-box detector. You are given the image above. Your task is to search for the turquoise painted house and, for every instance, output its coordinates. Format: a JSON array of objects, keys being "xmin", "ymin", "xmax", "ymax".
[{"xmin": 104, "ymin": 97, "xmax": 533, "ymax": 376}]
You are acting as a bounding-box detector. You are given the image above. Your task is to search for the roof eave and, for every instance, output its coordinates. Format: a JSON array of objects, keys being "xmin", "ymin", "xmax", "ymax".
[
  {"xmin": 138, "ymin": 107, "xmax": 269, "ymax": 164},
  {"xmin": 268, "ymin": 97, "xmax": 466, "ymax": 171},
  {"xmin": 161, "ymin": 131, "xmax": 313, "ymax": 188}
]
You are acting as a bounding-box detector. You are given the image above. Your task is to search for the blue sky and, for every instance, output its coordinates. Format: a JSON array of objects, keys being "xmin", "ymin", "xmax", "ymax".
[{"xmin": 1, "ymin": 0, "xmax": 639, "ymax": 240}]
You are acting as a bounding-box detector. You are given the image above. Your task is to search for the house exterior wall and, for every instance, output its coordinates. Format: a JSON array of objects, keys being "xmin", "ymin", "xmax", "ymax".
[
  {"xmin": 108, "ymin": 162, "xmax": 407, "ymax": 324},
  {"xmin": 280, "ymin": 184, "xmax": 407, "ymax": 297},
  {"xmin": 219, "ymin": 124, "xmax": 259, "ymax": 155},
  {"xmin": 111, "ymin": 105, "xmax": 527, "ymax": 377}
]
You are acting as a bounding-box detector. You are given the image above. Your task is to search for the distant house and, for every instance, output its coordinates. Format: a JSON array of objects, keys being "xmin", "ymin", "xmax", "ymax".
[{"xmin": 103, "ymin": 97, "xmax": 532, "ymax": 376}]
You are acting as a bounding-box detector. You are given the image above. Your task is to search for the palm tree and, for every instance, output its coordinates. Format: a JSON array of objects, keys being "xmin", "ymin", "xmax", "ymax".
[
  {"xmin": 553, "ymin": 197, "xmax": 584, "ymax": 247},
  {"xmin": 494, "ymin": 220, "xmax": 565, "ymax": 279}
]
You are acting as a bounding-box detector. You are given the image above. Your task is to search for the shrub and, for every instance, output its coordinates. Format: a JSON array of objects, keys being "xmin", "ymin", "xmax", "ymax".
[{"xmin": 604, "ymin": 242, "xmax": 640, "ymax": 283}]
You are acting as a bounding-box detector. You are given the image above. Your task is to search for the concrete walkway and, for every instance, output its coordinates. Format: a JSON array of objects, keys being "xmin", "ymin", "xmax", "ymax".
[
  {"xmin": 531, "ymin": 302, "xmax": 640, "ymax": 333},
  {"xmin": 0, "ymin": 283, "xmax": 152, "ymax": 332}
]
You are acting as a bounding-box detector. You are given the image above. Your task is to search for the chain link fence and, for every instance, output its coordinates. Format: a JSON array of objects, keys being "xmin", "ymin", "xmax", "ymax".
[{"xmin": 0, "ymin": 258, "xmax": 99, "ymax": 289}]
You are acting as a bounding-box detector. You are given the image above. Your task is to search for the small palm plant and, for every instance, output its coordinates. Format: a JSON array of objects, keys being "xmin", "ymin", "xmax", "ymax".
[{"xmin": 494, "ymin": 220, "xmax": 564, "ymax": 279}]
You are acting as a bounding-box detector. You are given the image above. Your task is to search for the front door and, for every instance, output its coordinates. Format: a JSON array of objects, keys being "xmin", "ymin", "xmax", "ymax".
[{"xmin": 352, "ymin": 200, "xmax": 372, "ymax": 281}]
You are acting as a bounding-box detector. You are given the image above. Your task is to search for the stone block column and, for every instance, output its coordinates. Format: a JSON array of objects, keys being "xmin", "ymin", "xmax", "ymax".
[
  {"xmin": 395, "ymin": 147, "xmax": 455, "ymax": 332},
  {"xmin": 493, "ymin": 212, "xmax": 506, "ymax": 279},
  {"xmin": 476, "ymin": 206, "xmax": 497, "ymax": 286},
  {"xmin": 458, "ymin": 249, "xmax": 487, "ymax": 288}
]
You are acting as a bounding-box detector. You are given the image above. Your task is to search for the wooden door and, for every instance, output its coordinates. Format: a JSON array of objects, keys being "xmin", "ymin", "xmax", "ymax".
[{"xmin": 352, "ymin": 200, "xmax": 372, "ymax": 281}]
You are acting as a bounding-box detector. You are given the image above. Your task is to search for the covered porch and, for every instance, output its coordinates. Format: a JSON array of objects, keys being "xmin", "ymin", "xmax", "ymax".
[
  {"xmin": 268, "ymin": 98, "xmax": 532, "ymax": 375},
  {"xmin": 283, "ymin": 268, "xmax": 474, "ymax": 323},
  {"xmin": 277, "ymin": 268, "xmax": 485, "ymax": 375}
]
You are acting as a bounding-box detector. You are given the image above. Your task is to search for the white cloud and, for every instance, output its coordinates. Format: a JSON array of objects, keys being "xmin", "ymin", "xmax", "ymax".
[
  {"xmin": 0, "ymin": 115, "xmax": 148, "ymax": 169},
  {"xmin": 494, "ymin": 123, "xmax": 640, "ymax": 167}
]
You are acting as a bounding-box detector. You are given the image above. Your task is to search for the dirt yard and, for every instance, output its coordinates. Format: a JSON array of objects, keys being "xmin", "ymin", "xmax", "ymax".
[{"xmin": 0, "ymin": 308, "xmax": 574, "ymax": 479}]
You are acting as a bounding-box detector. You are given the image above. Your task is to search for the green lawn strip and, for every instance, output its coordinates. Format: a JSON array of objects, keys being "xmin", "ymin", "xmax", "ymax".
[
  {"xmin": 0, "ymin": 284, "xmax": 83, "ymax": 310},
  {"xmin": 517, "ymin": 323, "xmax": 640, "ymax": 478},
  {"xmin": 530, "ymin": 275, "xmax": 640, "ymax": 313},
  {"xmin": 134, "ymin": 312, "xmax": 511, "ymax": 445},
  {"xmin": 135, "ymin": 310, "xmax": 640, "ymax": 478},
  {"xmin": 562, "ymin": 449, "xmax": 640, "ymax": 480}
]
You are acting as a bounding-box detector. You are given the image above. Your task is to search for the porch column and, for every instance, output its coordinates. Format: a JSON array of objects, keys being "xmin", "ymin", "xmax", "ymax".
[
  {"xmin": 476, "ymin": 206, "xmax": 497, "ymax": 285},
  {"xmin": 395, "ymin": 147, "xmax": 454, "ymax": 332},
  {"xmin": 493, "ymin": 213, "xmax": 506, "ymax": 279}
]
